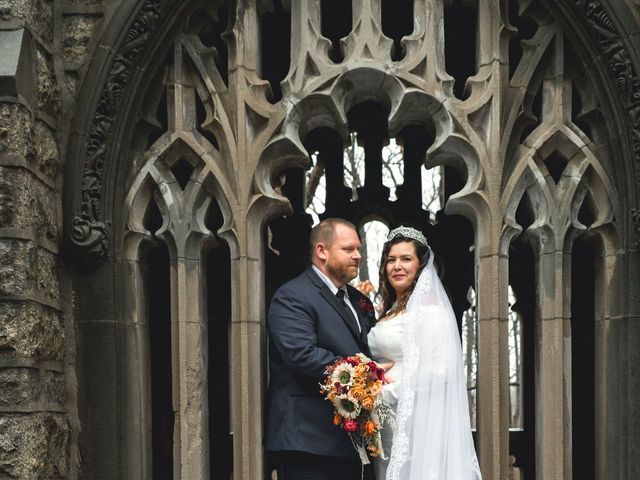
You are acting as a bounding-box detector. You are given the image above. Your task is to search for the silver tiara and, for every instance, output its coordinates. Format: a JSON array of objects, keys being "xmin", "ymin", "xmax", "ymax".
[{"xmin": 386, "ymin": 226, "xmax": 429, "ymax": 247}]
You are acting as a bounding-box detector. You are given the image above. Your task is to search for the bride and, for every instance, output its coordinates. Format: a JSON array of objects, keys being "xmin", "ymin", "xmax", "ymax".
[{"xmin": 368, "ymin": 226, "xmax": 482, "ymax": 480}]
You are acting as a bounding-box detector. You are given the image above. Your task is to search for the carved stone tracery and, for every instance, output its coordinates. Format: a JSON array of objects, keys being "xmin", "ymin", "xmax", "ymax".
[
  {"xmin": 65, "ymin": 1, "xmax": 640, "ymax": 479},
  {"xmin": 70, "ymin": 0, "xmax": 163, "ymax": 257},
  {"xmin": 68, "ymin": 0, "xmax": 640, "ymax": 259},
  {"xmin": 568, "ymin": 0, "xmax": 640, "ymax": 246}
]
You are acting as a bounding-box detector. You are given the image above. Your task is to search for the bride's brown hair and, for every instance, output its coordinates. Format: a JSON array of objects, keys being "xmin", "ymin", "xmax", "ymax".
[{"xmin": 377, "ymin": 236, "xmax": 430, "ymax": 320}]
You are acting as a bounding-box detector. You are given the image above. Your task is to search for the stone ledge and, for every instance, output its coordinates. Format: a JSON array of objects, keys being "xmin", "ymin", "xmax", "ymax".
[
  {"xmin": 0, "ymin": 228, "xmax": 59, "ymax": 254},
  {"xmin": 0, "ymin": 29, "xmax": 33, "ymax": 104},
  {"xmin": 60, "ymin": 1, "xmax": 105, "ymax": 15},
  {"xmin": 0, "ymin": 406, "xmax": 67, "ymax": 414},
  {"xmin": 0, "ymin": 293, "xmax": 61, "ymax": 311},
  {"xmin": 0, "ymin": 154, "xmax": 59, "ymax": 189},
  {"xmin": 0, "ymin": 356, "xmax": 64, "ymax": 372}
]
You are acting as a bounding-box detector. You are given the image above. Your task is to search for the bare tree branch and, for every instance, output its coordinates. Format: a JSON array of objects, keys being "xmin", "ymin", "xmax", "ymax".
[{"xmin": 305, "ymin": 154, "xmax": 325, "ymax": 209}]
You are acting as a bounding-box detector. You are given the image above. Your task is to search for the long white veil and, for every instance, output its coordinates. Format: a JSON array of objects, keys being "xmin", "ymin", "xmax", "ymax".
[{"xmin": 386, "ymin": 251, "xmax": 482, "ymax": 480}]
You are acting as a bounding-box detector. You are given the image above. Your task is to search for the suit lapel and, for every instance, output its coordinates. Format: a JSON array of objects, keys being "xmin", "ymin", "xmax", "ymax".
[
  {"xmin": 318, "ymin": 288, "xmax": 362, "ymax": 341},
  {"xmin": 346, "ymin": 288, "xmax": 370, "ymax": 342},
  {"xmin": 305, "ymin": 268, "xmax": 363, "ymax": 343}
]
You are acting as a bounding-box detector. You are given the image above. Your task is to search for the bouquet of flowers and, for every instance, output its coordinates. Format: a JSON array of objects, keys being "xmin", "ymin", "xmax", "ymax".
[{"xmin": 320, "ymin": 353, "xmax": 395, "ymax": 463}]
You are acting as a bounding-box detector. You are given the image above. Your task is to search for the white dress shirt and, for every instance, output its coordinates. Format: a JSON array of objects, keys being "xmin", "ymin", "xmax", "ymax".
[{"xmin": 312, "ymin": 265, "xmax": 361, "ymax": 332}]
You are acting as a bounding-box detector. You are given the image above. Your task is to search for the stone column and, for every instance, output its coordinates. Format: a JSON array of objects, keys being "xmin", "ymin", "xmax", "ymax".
[
  {"xmin": 534, "ymin": 239, "xmax": 569, "ymax": 480},
  {"xmin": 121, "ymin": 238, "xmax": 154, "ymax": 480},
  {"xmin": 0, "ymin": 21, "xmax": 69, "ymax": 480},
  {"xmin": 475, "ymin": 234, "xmax": 510, "ymax": 480},
  {"xmin": 594, "ymin": 237, "xmax": 620, "ymax": 480},
  {"xmin": 229, "ymin": 246, "xmax": 267, "ymax": 480},
  {"xmin": 626, "ymin": 248, "xmax": 640, "ymax": 480},
  {"xmin": 170, "ymin": 248, "xmax": 210, "ymax": 479}
]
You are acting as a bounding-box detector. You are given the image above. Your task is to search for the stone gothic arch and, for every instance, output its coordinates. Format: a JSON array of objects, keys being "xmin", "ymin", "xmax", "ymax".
[{"xmin": 62, "ymin": 1, "xmax": 640, "ymax": 479}]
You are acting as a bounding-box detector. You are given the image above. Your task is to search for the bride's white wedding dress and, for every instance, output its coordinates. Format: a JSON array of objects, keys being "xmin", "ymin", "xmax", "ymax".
[{"xmin": 367, "ymin": 255, "xmax": 482, "ymax": 480}]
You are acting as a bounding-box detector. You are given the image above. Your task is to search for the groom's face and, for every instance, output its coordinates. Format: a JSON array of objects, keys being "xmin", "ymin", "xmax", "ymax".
[{"xmin": 319, "ymin": 224, "xmax": 362, "ymax": 287}]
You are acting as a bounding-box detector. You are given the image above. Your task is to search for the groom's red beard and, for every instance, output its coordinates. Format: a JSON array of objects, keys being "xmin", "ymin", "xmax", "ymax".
[{"xmin": 327, "ymin": 261, "xmax": 360, "ymax": 285}]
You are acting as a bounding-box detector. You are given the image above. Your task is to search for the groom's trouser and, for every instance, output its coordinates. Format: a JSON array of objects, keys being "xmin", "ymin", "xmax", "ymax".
[{"xmin": 270, "ymin": 451, "xmax": 362, "ymax": 480}]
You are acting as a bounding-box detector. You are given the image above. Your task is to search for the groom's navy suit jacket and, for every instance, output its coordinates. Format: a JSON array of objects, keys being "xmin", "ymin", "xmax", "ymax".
[{"xmin": 265, "ymin": 266, "xmax": 374, "ymax": 457}]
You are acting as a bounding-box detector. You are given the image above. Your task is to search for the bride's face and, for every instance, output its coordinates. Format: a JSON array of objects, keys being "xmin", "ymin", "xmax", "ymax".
[{"xmin": 385, "ymin": 241, "xmax": 420, "ymax": 297}]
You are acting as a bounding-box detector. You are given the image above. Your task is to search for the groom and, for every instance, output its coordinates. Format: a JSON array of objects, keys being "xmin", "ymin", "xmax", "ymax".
[{"xmin": 265, "ymin": 218, "xmax": 375, "ymax": 480}]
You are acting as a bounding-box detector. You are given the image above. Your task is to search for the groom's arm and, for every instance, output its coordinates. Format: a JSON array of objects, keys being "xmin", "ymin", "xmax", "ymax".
[{"xmin": 268, "ymin": 288, "xmax": 339, "ymax": 380}]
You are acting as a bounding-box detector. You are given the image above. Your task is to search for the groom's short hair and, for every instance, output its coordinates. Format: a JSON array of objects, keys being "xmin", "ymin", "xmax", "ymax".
[{"xmin": 309, "ymin": 218, "xmax": 357, "ymax": 259}]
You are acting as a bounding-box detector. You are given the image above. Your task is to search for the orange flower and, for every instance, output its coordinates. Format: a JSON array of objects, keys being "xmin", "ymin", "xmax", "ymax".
[
  {"xmin": 333, "ymin": 414, "xmax": 342, "ymax": 426},
  {"xmin": 355, "ymin": 363, "xmax": 367, "ymax": 376},
  {"xmin": 348, "ymin": 386, "xmax": 366, "ymax": 401},
  {"xmin": 361, "ymin": 395, "xmax": 375, "ymax": 411},
  {"xmin": 368, "ymin": 381, "xmax": 382, "ymax": 396},
  {"xmin": 352, "ymin": 376, "xmax": 366, "ymax": 387},
  {"xmin": 364, "ymin": 420, "xmax": 377, "ymax": 435}
]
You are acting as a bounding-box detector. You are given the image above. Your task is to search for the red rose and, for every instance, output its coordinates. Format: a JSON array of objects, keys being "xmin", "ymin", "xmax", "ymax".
[
  {"xmin": 343, "ymin": 420, "xmax": 358, "ymax": 432},
  {"xmin": 358, "ymin": 298, "xmax": 374, "ymax": 312}
]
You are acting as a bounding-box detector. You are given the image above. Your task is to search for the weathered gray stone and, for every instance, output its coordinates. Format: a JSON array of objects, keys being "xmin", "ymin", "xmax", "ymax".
[
  {"xmin": 35, "ymin": 248, "xmax": 60, "ymax": 302},
  {"xmin": 0, "ymin": 368, "xmax": 40, "ymax": 407},
  {"xmin": 45, "ymin": 370, "xmax": 65, "ymax": 406},
  {"xmin": 0, "ymin": 0, "xmax": 54, "ymax": 43},
  {"xmin": 0, "ymin": 239, "xmax": 34, "ymax": 297},
  {"xmin": 35, "ymin": 44, "xmax": 59, "ymax": 117},
  {"xmin": 0, "ymin": 413, "xmax": 67, "ymax": 478},
  {"xmin": 34, "ymin": 121, "xmax": 58, "ymax": 179},
  {"xmin": 0, "ymin": 171, "xmax": 13, "ymax": 227},
  {"xmin": 0, "ymin": 167, "xmax": 58, "ymax": 240},
  {"xmin": 64, "ymin": 71, "xmax": 77, "ymax": 99},
  {"xmin": 0, "ymin": 301, "xmax": 64, "ymax": 361},
  {"xmin": 0, "ymin": 29, "xmax": 33, "ymax": 102},
  {"xmin": 0, "ymin": 103, "xmax": 34, "ymax": 158},
  {"xmin": 0, "ymin": 239, "xmax": 59, "ymax": 308},
  {"xmin": 62, "ymin": 14, "xmax": 101, "ymax": 69}
]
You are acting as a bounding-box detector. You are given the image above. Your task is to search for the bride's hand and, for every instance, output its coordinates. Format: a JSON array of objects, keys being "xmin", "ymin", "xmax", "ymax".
[{"xmin": 377, "ymin": 361, "xmax": 395, "ymax": 383}]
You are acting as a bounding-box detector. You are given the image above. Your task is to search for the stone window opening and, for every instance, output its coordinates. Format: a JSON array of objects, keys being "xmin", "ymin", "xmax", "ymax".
[
  {"xmin": 381, "ymin": 0, "xmax": 414, "ymax": 61},
  {"xmin": 443, "ymin": 0, "xmax": 478, "ymax": 100},
  {"xmin": 508, "ymin": 226, "xmax": 536, "ymax": 479},
  {"xmin": 507, "ymin": 0, "xmax": 538, "ymax": 81},
  {"xmin": 185, "ymin": 3, "xmax": 230, "ymax": 86},
  {"xmin": 321, "ymin": 0, "xmax": 353, "ymax": 63},
  {"xmin": 60, "ymin": 1, "xmax": 638, "ymax": 478},
  {"xmin": 260, "ymin": 1, "xmax": 292, "ymax": 102},
  {"xmin": 143, "ymin": 240, "xmax": 174, "ymax": 479}
]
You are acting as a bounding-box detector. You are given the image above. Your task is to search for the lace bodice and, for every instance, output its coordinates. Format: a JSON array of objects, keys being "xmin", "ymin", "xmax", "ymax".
[{"xmin": 367, "ymin": 314, "xmax": 407, "ymax": 404}]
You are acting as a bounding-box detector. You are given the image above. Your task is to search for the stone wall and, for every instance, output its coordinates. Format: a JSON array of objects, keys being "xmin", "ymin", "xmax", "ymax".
[{"xmin": 0, "ymin": 0, "xmax": 109, "ymax": 478}]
